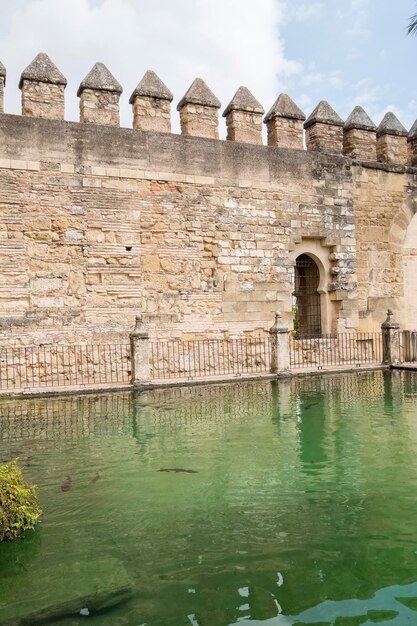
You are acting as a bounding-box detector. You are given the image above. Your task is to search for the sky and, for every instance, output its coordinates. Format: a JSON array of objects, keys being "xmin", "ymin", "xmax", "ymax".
[{"xmin": 0, "ymin": 0, "xmax": 416, "ymax": 135}]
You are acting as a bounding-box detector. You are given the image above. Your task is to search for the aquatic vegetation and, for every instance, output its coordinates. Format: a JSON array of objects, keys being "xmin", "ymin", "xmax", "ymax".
[{"xmin": 0, "ymin": 461, "xmax": 42, "ymax": 541}]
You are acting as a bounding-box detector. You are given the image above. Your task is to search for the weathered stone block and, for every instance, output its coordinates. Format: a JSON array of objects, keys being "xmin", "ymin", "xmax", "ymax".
[
  {"xmin": 132, "ymin": 95, "xmax": 171, "ymax": 132},
  {"xmin": 344, "ymin": 128, "xmax": 377, "ymax": 160},
  {"xmin": 78, "ymin": 63, "xmax": 122, "ymax": 127},
  {"xmin": 130, "ymin": 71, "xmax": 173, "ymax": 133},
  {"xmin": 225, "ymin": 109, "xmax": 263, "ymax": 144},
  {"xmin": 264, "ymin": 94, "xmax": 305, "ymax": 149},
  {"xmin": 377, "ymin": 134, "xmax": 408, "ymax": 165},
  {"xmin": 177, "ymin": 78, "xmax": 221, "ymax": 139},
  {"xmin": 179, "ymin": 103, "xmax": 219, "ymax": 139},
  {"xmin": 19, "ymin": 53, "xmax": 67, "ymax": 120},
  {"xmin": 21, "ymin": 80, "xmax": 65, "ymax": 120},
  {"xmin": 304, "ymin": 101, "xmax": 344, "ymax": 154},
  {"xmin": 223, "ymin": 86, "xmax": 264, "ymax": 145},
  {"xmin": 376, "ymin": 112, "xmax": 408, "ymax": 165},
  {"xmin": 343, "ymin": 106, "xmax": 377, "ymax": 160},
  {"xmin": 266, "ymin": 117, "xmax": 304, "ymax": 149},
  {"xmin": 79, "ymin": 89, "xmax": 120, "ymax": 126}
]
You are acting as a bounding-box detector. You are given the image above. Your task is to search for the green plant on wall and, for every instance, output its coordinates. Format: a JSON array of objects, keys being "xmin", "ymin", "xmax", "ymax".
[
  {"xmin": 0, "ymin": 461, "xmax": 42, "ymax": 541},
  {"xmin": 293, "ymin": 304, "xmax": 299, "ymax": 339}
]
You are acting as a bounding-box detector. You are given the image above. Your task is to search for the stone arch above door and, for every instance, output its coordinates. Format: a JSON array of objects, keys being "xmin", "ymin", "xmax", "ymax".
[{"xmin": 289, "ymin": 239, "xmax": 334, "ymax": 335}]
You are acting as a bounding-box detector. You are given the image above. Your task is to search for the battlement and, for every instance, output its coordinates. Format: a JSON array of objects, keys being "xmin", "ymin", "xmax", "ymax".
[{"xmin": 1, "ymin": 53, "xmax": 417, "ymax": 166}]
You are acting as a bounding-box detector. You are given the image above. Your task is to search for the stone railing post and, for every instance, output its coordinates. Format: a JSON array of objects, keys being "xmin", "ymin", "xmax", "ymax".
[
  {"xmin": 130, "ymin": 316, "xmax": 150, "ymax": 386},
  {"xmin": 269, "ymin": 311, "xmax": 290, "ymax": 375},
  {"xmin": 381, "ymin": 309, "xmax": 400, "ymax": 366}
]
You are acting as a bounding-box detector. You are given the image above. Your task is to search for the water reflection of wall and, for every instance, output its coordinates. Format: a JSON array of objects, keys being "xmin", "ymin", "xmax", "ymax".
[
  {"xmin": 0, "ymin": 381, "xmax": 278, "ymax": 442},
  {"xmin": 0, "ymin": 393, "xmax": 134, "ymax": 441}
]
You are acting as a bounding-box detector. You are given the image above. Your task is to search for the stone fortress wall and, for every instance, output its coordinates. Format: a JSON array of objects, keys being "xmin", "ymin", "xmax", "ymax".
[{"xmin": 1, "ymin": 53, "xmax": 417, "ymax": 348}]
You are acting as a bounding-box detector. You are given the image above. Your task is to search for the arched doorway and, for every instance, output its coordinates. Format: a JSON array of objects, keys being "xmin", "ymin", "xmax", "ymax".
[{"xmin": 293, "ymin": 254, "xmax": 322, "ymax": 338}]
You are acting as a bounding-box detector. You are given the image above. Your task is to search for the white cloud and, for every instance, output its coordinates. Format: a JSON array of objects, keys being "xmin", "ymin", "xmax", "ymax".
[
  {"xmin": 0, "ymin": 0, "xmax": 299, "ymax": 134},
  {"xmin": 284, "ymin": 2, "xmax": 324, "ymax": 22},
  {"xmin": 351, "ymin": 77, "xmax": 387, "ymax": 113},
  {"xmin": 329, "ymin": 72, "xmax": 344, "ymax": 90},
  {"xmin": 301, "ymin": 72, "xmax": 324, "ymax": 87}
]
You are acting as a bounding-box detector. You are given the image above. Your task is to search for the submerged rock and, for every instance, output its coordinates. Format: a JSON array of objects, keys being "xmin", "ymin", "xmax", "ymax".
[
  {"xmin": 0, "ymin": 557, "xmax": 133, "ymax": 625},
  {"xmin": 158, "ymin": 468, "xmax": 198, "ymax": 474},
  {"xmin": 60, "ymin": 476, "xmax": 73, "ymax": 492}
]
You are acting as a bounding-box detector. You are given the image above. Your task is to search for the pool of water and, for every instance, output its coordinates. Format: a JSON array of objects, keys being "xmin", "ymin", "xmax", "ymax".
[{"xmin": 1, "ymin": 370, "xmax": 417, "ymax": 625}]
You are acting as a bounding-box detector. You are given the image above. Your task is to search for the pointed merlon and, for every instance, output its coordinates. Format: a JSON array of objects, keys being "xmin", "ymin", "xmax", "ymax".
[
  {"xmin": 409, "ymin": 119, "xmax": 417, "ymax": 141},
  {"xmin": 19, "ymin": 53, "xmax": 67, "ymax": 89},
  {"xmin": 129, "ymin": 70, "xmax": 173, "ymax": 105},
  {"xmin": 304, "ymin": 100, "xmax": 343, "ymax": 129},
  {"xmin": 177, "ymin": 78, "xmax": 220, "ymax": 110},
  {"xmin": 222, "ymin": 86, "xmax": 264, "ymax": 117},
  {"xmin": 264, "ymin": 94, "xmax": 305, "ymax": 123},
  {"xmin": 0, "ymin": 61, "xmax": 6, "ymax": 86},
  {"xmin": 377, "ymin": 112, "xmax": 408, "ymax": 137},
  {"xmin": 344, "ymin": 106, "xmax": 376, "ymax": 132},
  {"xmin": 77, "ymin": 62, "xmax": 122, "ymax": 97}
]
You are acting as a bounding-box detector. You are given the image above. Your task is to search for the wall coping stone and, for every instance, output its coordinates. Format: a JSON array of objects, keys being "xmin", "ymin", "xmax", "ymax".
[
  {"xmin": 304, "ymin": 100, "xmax": 344, "ymax": 129},
  {"xmin": 129, "ymin": 70, "xmax": 173, "ymax": 104},
  {"xmin": 77, "ymin": 62, "xmax": 122, "ymax": 97},
  {"xmin": 350, "ymin": 158, "xmax": 417, "ymax": 174},
  {"xmin": 264, "ymin": 94, "xmax": 305, "ymax": 123},
  {"xmin": 19, "ymin": 53, "xmax": 67, "ymax": 89},
  {"xmin": 223, "ymin": 86, "xmax": 264, "ymax": 116},
  {"xmin": 177, "ymin": 78, "xmax": 220, "ymax": 110},
  {"xmin": 377, "ymin": 112, "xmax": 408, "ymax": 138},
  {"xmin": 344, "ymin": 105, "xmax": 376, "ymax": 132}
]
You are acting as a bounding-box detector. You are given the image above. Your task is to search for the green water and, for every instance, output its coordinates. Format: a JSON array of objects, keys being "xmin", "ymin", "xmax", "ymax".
[{"xmin": 2, "ymin": 371, "xmax": 417, "ymax": 625}]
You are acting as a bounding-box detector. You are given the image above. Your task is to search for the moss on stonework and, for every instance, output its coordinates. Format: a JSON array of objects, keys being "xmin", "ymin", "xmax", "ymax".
[{"xmin": 0, "ymin": 461, "xmax": 42, "ymax": 541}]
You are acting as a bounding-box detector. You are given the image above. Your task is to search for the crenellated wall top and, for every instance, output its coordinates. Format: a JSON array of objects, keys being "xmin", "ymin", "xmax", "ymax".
[{"xmin": 1, "ymin": 53, "xmax": 417, "ymax": 166}]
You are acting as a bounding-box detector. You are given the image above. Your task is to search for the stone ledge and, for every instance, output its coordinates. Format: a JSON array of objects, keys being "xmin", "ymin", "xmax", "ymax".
[
  {"xmin": 0, "ymin": 113, "xmax": 348, "ymax": 183},
  {"xmin": 352, "ymin": 159, "xmax": 417, "ymax": 175},
  {"xmin": 56, "ymin": 162, "xmax": 280, "ymax": 190},
  {"xmin": 1, "ymin": 113, "xmax": 417, "ymax": 180},
  {"xmin": 0, "ymin": 158, "xmax": 40, "ymax": 170}
]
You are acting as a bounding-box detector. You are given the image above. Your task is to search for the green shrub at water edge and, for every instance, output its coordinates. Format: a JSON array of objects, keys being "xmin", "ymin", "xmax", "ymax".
[{"xmin": 0, "ymin": 461, "xmax": 42, "ymax": 541}]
